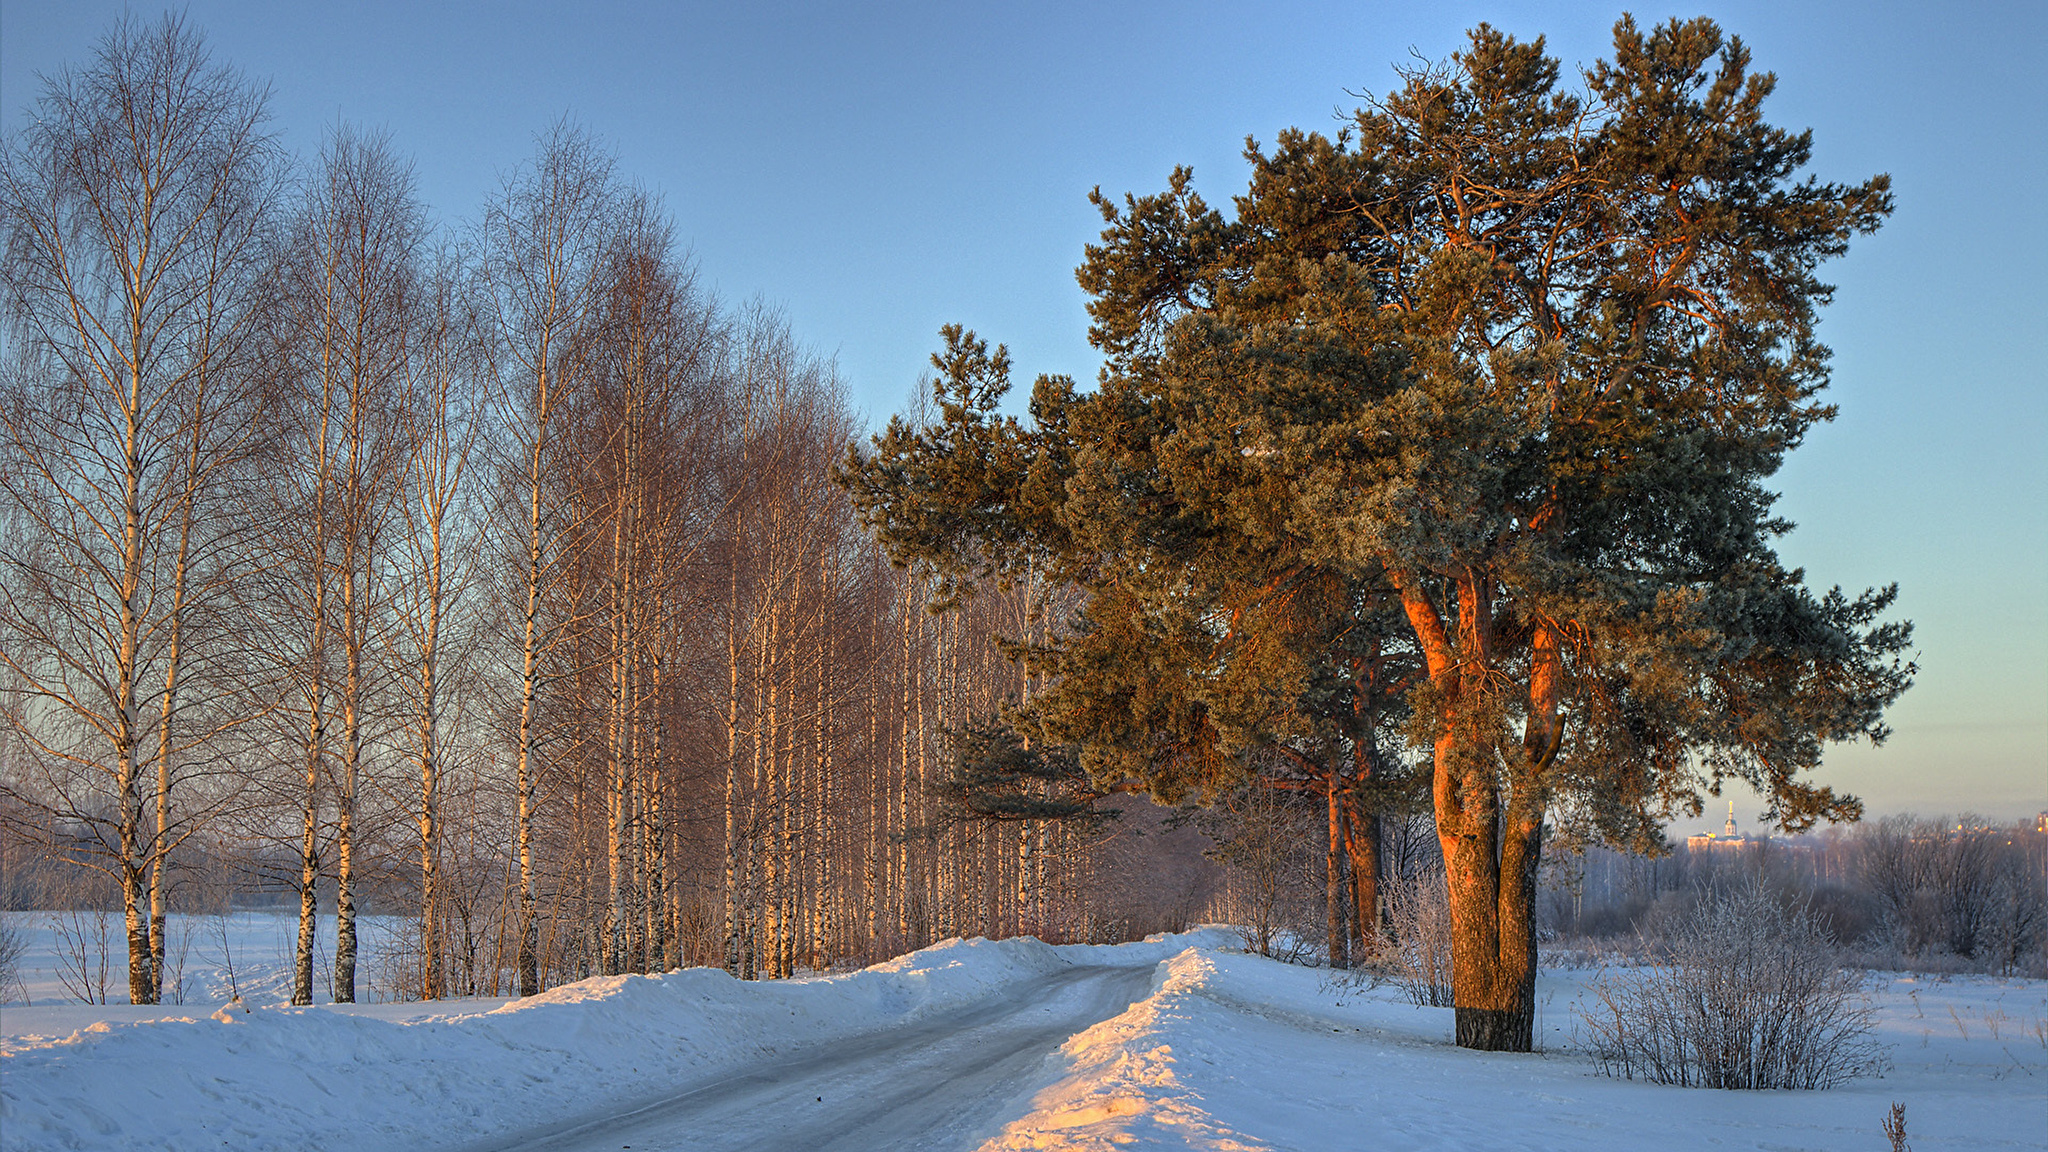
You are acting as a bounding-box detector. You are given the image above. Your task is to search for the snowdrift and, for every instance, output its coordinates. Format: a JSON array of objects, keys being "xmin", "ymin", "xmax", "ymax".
[
  {"xmin": 0, "ymin": 930, "xmax": 1228, "ymax": 1152},
  {"xmin": 4, "ymin": 926, "xmax": 2042, "ymax": 1152},
  {"xmin": 983, "ymin": 949, "xmax": 2048, "ymax": 1151}
]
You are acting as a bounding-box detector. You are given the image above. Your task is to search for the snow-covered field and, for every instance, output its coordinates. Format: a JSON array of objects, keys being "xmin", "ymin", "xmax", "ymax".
[
  {"xmin": 985, "ymin": 953, "xmax": 2046, "ymax": 1151},
  {"xmin": 2, "ymin": 912, "xmax": 2042, "ymax": 1151},
  {"xmin": 1, "ymin": 910, "xmax": 414, "ymax": 1013}
]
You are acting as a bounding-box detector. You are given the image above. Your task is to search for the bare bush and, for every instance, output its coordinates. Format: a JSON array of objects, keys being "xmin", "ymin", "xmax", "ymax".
[
  {"xmin": 1883, "ymin": 1102, "xmax": 1910, "ymax": 1152},
  {"xmin": 367, "ymin": 917, "xmax": 424, "ymax": 1005},
  {"xmin": 48, "ymin": 905, "xmax": 112, "ymax": 1004},
  {"xmin": 0, "ymin": 914, "xmax": 26, "ymax": 1001},
  {"xmin": 1379, "ymin": 868, "xmax": 1454, "ymax": 1007},
  {"xmin": 1579, "ymin": 882, "xmax": 1885, "ymax": 1089},
  {"xmin": 1200, "ymin": 786, "xmax": 1320, "ymax": 960}
]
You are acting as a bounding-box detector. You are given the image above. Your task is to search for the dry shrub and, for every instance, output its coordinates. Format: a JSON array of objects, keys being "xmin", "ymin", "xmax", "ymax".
[
  {"xmin": 1200, "ymin": 786, "xmax": 1320, "ymax": 961},
  {"xmin": 1379, "ymin": 868, "xmax": 1454, "ymax": 1007},
  {"xmin": 1579, "ymin": 881, "xmax": 1886, "ymax": 1088},
  {"xmin": 0, "ymin": 915, "xmax": 26, "ymax": 1001}
]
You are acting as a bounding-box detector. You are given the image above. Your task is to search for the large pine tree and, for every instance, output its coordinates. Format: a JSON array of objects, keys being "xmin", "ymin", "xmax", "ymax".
[{"xmin": 840, "ymin": 16, "xmax": 1912, "ymax": 1051}]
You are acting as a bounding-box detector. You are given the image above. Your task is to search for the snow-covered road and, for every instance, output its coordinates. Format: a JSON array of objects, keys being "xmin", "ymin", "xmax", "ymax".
[
  {"xmin": 483, "ymin": 964, "xmax": 1154, "ymax": 1152},
  {"xmin": 5, "ymin": 919, "xmax": 2042, "ymax": 1151}
]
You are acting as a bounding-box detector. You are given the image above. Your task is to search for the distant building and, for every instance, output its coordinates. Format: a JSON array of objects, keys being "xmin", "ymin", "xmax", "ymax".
[{"xmin": 1686, "ymin": 800, "xmax": 1758, "ymax": 853}]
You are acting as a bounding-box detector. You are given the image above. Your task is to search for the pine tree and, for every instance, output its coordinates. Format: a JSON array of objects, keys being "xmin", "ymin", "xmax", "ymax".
[{"xmin": 840, "ymin": 16, "xmax": 1912, "ymax": 1051}]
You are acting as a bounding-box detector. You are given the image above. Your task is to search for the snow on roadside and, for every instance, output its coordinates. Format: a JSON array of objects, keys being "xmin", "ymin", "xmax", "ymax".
[
  {"xmin": 6, "ymin": 923, "xmax": 2042, "ymax": 1152},
  {"xmin": 978, "ymin": 949, "xmax": 2048, "ymax": 1152},
  {"xmin": 0, "ymin": 929, "xmax": 1231, "ymax": 1152}
]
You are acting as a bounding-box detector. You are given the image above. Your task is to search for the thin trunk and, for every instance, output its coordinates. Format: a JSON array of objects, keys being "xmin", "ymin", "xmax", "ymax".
[
  {"xmin": 896, "ymin": 580, "xmax": 914, "ymax": 941},
  {"xmin": 333, "ymin": 612, "xmax": 360, "ymax": 1003},
  {"xmin": 119, "ymin": 805, "xmax": 149, "ymax": 1006},
  {"xmin": 294, "ymin": 417, "xmax": 331, "ymax": 1008},
  {"xmin": 418, "ymin": 573, "xmax": 442, "ymax": 999},
  {"xmin": 334, "ymin": 570, "xmax": 363, "ymax": 1003},
  {"xmin": 295, "ymin": 694, "xmax": 322, "ymax": 1006},
  {"xmin": 762, "ymin": 594, "xmax": 784, "ymax": 977},
  {"xmin": 812, "ymin": 582, "xmax": 831, "ymax": 969},
  {"xmin": 112, "ymin": 370, "xmax": 153, "ymax": 1006},
  {"xmin": 147, "ymin": 614, "xmax": 179, "ymax": 1002},
  {"xmin": 646, "ymin": 653, "xmax": 667, "ymax": 971},
  {"xmin": 516, "ymin": 420, "xmax": 546, "ymax": 996},
  {"xmin": 864, "ymin": 606, "xmax": 881, "ymax": 952},
  {"xmin": 147, "ymin": 462, "xmax": 200, "ymax": 1003},
  {"xmin": 723, "ymin": 531, "xmax": 744, "ymax": 975},
  {"xmin": 606, "ymin": 461, "xmax": 629, "ymax": 975}
]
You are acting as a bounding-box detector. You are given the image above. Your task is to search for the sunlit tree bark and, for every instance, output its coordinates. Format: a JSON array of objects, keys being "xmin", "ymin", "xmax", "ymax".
[
  {"xmin": 481, "ymin": 122, "xmax": 616, "ymax": 996},
  {"xmin": 0, "ymin": 13, "xmax": 277, "ymax": 1005}
]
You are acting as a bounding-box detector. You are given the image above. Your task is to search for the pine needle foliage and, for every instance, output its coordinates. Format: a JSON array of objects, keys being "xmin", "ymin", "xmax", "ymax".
[
  {"xmin": 838, "ymin": 15, "xmax": 1913, "ymax": 1051},
  {"xmin": 933, "ymin": 714, "xmax": 1115, "ymax": 827}
]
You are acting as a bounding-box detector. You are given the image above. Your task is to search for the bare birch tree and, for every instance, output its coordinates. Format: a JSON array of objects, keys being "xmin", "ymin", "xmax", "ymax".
[
  {"xmin": 393, "ymin": 246, "xmax": 484, "ymax": 998},
  {"xmin": 272, "ymin": 125, "xmax": 421, "ymax": 1003},
  {"xmin": 482, "ymin": 122, "xmax": 616, "ymax": 996},
  {"xmin": 0, "ymin": 13, "xmax": 277, "ymax": 1004}
]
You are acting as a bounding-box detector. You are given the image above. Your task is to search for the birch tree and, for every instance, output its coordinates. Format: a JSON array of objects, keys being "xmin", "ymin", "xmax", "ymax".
[
  {"xmin": 271, "ymin": 126, "xmax": 421, "ymax": 1003},
  {"xmin": 0, "ymin": 13, "xmax": 277, "ymax": 1004},
  {"xmin": 482, "ymin": 122, "xmax": 616, "ymax": 996},
  {"xmin": 394, "ymin": 246, "xmax": 483, "ymax": 998}
]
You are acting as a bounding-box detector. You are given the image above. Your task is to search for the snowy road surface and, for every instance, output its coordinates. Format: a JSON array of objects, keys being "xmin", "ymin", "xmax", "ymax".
[{"xmin": 481, "ymin": 963, "xmax": 1154, "ymax": 1152}]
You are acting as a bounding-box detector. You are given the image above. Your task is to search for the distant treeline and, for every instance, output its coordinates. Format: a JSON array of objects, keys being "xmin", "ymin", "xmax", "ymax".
[{"xmin": 1538, "ymin": 816, "xmax": 2048, "ymax": 976}]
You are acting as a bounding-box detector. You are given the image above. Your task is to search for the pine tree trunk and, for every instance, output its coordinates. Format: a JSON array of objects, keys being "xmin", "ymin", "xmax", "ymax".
[
  {"xmin": 1435, "ymin": 741, "xmax": 1542, "ymax": 1050},
  {"xmin": 1345, "ymin": 801, "xmax": 1380, "ymax": 956},
  {"xmin": 1326, "ymin": 773, "xmax": 1348, "ymax": 970},
  {"xmin": 1401, "ymin": 567, "xmax": 1539, "ymax": 1052}
]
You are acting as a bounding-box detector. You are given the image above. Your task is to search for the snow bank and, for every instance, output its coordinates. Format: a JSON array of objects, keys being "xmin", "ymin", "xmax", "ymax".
[
  {"xmin": 7, "ymin": 925, "xmax": 2038, "ymax": 1152},
  {"xmin": 979, "ymin": 949, "xmax": 2048, "ymax": 1152},
  {"xmin": 0, "ymin": 929, "xmax": 1228, "ymax": 1152}
]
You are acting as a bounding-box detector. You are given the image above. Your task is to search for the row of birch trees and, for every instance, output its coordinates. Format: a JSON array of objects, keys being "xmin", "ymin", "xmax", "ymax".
[{"xmin": 0, "ymin": 14, "xmax": 1124, "ymax": 1005}]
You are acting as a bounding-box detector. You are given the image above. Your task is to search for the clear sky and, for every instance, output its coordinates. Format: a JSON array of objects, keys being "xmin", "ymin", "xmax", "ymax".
[{"xmin": 4, "ymin": 1, "xmax": 2041, "ymax": 825}]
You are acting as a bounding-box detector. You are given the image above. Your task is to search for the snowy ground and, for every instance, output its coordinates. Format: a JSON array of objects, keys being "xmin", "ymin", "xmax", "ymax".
[
  {"xmin": 2, "ymin": 912, "xmax": 2042, "ymax": 1151},
  {"xmin": 0, "ymin": 910, "xmax": 422, "ymax": 1014}
]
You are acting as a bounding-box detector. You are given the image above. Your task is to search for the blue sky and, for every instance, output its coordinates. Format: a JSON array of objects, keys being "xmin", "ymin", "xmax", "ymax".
[{"xmin": 5, "ymin": 1, "xmax": 2041, "ymax": 823}]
